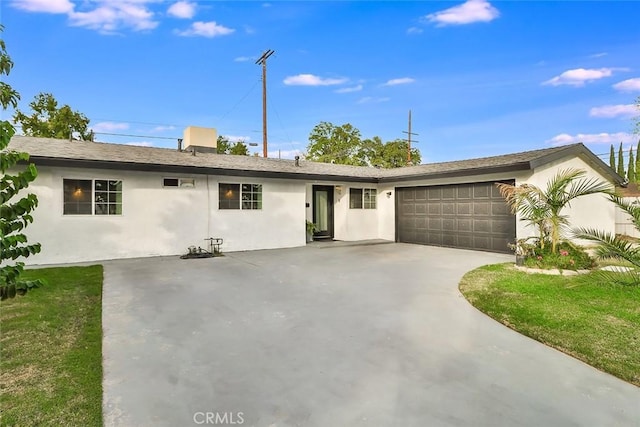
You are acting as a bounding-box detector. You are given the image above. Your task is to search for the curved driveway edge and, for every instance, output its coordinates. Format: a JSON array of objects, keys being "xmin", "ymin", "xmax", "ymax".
[{"xmin": 102, "ymin": 244, "xmax": 640, "ymax": 426}]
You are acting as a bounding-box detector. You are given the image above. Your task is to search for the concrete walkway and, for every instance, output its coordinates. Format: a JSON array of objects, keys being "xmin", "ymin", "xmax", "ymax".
[{"xmin": 102, "ymin": 244, "xmax": 640, "ymax": 426}]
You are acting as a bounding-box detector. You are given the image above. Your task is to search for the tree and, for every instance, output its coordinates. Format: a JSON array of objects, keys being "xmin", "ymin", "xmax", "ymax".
[
  {"xmin": 628, "ymin": 147, "xmax": 635, "ymax": 183},
  {"xmin": 617, "ymin": 142, "xmax": 625, "ymax": 177},
  {"xmin": 1, "ymin": 26, "xmax": 43, "ymax": 300},
  {"xmin": 229, "ymin": 141, "xmax": 249, "ymax": 156},
  {"xmin": 497, "ymin": 169, "xmax": 612, "ymax": 254},
  {"xmin": 636, "ymin": 139, "xmax": 640, "ymax": 183},
  {"xmin": 305, "ymin": 121, "xmax": 422, "ymax": 167},
  {"xmin": 216, "ymin": 135, "xmax": 230, "ymax": 154},
  {"xmin": 306, "ymin": 122, "xmax": 366, "ymax": 166},
  {"xmin": 13, "ymin": 92, "xmax": 91, "ymax": 140},
  {"xmin": 609, "ymin": 144, "xmax": 616, "ymax": 170}
]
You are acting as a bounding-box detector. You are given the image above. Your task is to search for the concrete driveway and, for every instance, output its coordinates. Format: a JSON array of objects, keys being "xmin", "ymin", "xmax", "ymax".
[{"xmin": 102, "ymin": 243, "xmax": 640, "ymax": 426}]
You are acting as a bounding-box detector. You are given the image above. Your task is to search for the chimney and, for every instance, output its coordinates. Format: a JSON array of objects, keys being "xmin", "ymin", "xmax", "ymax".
[
  {"xmin": 177, "ymin": 138, "xmax": 183, "ymax": 151},
  {"xmin": 182, "ymin": 126, "xmax": 218, "ymax": 154}
]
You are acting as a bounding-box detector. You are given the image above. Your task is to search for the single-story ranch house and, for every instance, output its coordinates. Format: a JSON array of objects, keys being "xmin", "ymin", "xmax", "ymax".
[{"xmin": 8, "ymin": 127, "xmax": 624, "ymax": 265}]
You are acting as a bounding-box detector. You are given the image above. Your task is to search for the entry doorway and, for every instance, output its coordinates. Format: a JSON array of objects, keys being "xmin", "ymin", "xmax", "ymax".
[{"xmin": 312, "ymin": 185, "xmax": 334, "ymax": 240}]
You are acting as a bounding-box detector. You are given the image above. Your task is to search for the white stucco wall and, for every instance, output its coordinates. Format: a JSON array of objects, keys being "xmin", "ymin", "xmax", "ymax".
[
  {"xmin": 616, "ymin": 197, "xmax": 640, "ymax": 238},
  {"xmin": 18, "ymin": 166, "xmax": 306, "ymax": 265},
  {"xmin": 524, "ymin": 156, "xmax": 616, "ymax": 242}
]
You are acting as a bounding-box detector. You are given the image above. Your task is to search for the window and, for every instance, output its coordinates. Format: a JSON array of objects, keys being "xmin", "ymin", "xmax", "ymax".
[
  {"xmin": 63, "ymin": 179, "xmax": 122, "ymax": 215},
  {"xmin": 163, "ymin": 178, "xmax": 195, "ymax": 188},
  {"xmin": 350, "ymin": 187, "xmax": 377, "ymax": 209},
  {"xmin": 219, "ymin": 183, "xmax": 262, "ymax": 210}
]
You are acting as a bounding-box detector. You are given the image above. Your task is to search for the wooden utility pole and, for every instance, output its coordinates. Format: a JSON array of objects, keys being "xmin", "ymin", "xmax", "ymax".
[
  {"xmin": 402, "ymin": 110, "xmax": 419, "ymax": 165},
  {"xmin": 255, "ymin": 49, "xmax": 275, "ymax": 158}
]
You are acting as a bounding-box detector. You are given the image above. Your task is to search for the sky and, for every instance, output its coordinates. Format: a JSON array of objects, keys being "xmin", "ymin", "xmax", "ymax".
[{"xmin": 2, "ymin": 0, "xmax": 640, "ymax": 163}]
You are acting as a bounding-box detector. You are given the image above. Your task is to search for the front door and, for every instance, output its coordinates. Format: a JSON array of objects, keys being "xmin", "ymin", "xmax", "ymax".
[{"xmin": 312, "ymin": 185, "xmax": 334, "ymax": 240}]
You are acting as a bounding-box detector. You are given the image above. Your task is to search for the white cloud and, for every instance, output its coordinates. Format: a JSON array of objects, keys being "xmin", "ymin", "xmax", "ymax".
[
  {"xmin": 69, "ymin": 1, "xmax": 159, "ymax": 33},
  {"xmin": 406, "ymin": 27, "xmax": 423, "ymax": 35},
  {"xmin": 335, "ymin": 85, "xmax": 363, "ymax": 94},
  {"xmin": 424, "ymin": 0, "xmax": 500, "ymax": 26},
  {"xmin": 223, "ymin": 135, "xmax": 252, "ymax": 143},
  {"xmin": 589, "ymin": 52, "xmax": 608, "ymax": 58},
  {"xmin": 125, "ymin": 141, "xmax": 154, "ymax": 147},
  {"xmin": 150, "ymin": 125, "xmax": 176, "ymax": 132},
  {"xmin": 234, "ymin": 56, "xmax": 252, "ymax": 62},
  {"xmin": 357, "ymin": 97, "xmax": 390, "ymax": 104},
  {"xmin": 589, "ymin": 104, "xmax": 637, "ymax": 119},
  {"xmin": 613, "ymin": 78, "xmax": 640, "ymax": 92},
  {"xmin": 11, "ymin": 0, "xmax": 73, "ymax": 14},
  {"xmin": 177, "ymin": 21, "xmax": 235, "ymax": 37},
  {"xmin": 542, "ymin": 67, "xmax": 625, "ymax": 87},
  {"xmin": 283, "ymin": 74, "xmax": 348, "ymax": 86},
  {"xmin": 383, "ymin": 77, "xmax": 415, "ymax": 86},
  {"xmin": 167, "ymin": 1, "xmax": 196, "ymax": 19},
  {"xmin": 91, "ymin": 121, "xmax": 130, "ymax": 132},
  {"xmin": 547, "ymin": 132, "xmax": 635, "ymax": 146}
]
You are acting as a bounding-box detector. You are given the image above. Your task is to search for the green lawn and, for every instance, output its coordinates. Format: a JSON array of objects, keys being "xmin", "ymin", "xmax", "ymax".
[
  {"xmin": 0, "ymin": 266, "xmax": 103, "ymax": 426},
  {"xmin": 459, "ymin": 263, "xmax": 640, "ymax": 386}
]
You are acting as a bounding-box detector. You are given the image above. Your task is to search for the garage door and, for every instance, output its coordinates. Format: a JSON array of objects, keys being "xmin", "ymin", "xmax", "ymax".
[{"xmin": 396, "ymin": 181, "xmax": 515, "ymax": 253}]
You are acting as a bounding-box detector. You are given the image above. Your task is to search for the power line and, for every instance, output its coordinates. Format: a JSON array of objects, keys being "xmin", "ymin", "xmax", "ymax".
[{"xmin": 93, "ymin": 132, "xmax": 179, "ymax": 140}]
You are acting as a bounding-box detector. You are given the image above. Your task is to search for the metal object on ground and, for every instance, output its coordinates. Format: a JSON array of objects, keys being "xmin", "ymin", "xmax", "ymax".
[{"xmin": 180, "ymin": 237, "xmax": 224, "ymax": 259}]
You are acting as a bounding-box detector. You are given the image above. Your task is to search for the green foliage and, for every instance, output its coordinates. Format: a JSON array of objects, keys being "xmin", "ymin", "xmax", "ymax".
[
  {"xmin": 628, "ymin": 147, "xmax": 635, "ymax": 182},
  {"xmin": 13, "ymin": 92, "xmax": 92, "ymax": 140},
  {"xmin": 523, "ymin": 241, "xmax": 595, "ymax": 270},
  {"xmin": 574, "ymin": 194, "xmax": 640, "ymax": 285},
  {"xmin": 497, "ymin": 168, "xmax": 613, "ymax": 254},
  {"xmin": 0, "ymin": 27, "xmax": 43, "ymax": 300},
  {"xmin": 216, "ymin": 136, "xmax": 249, "ymax": 155},
  {"xmin": 617, "ymin": 142, "xmax": 625, "ymax": 177},
  {"xmin": 305, "ymin": 121, "xmax": 421, "ymax": 167},
  {"xmin": 636, "ymin": 139, "xmax": 640, "ymax": 182},
  {"xmin": 609, "ymin": 144, "xmax": 615, "ymax": 171}
]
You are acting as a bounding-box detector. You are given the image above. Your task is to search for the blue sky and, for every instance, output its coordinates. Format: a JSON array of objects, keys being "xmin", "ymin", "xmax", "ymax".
[{"xmin": 3, "ymin": 0, "xmax": 640, "ymax": 162}]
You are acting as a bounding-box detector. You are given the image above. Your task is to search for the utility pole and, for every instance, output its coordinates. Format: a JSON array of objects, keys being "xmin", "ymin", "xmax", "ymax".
[
  {"xmin": 255, "ymin": 49, "xmax": 275, "ymax": 158},
  {"xmin": 402, "ymin": 110, "xmax": 419, "ymax": 165}
]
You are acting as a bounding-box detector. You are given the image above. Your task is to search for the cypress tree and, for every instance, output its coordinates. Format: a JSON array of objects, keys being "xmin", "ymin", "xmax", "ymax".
[
  {"xmin": 636, "ymin": 139, "xmax": 640, "ymax": 183},
  {"xmin": 628, "ymin": 147, "xmax": 635, "ymax": 183},
  {"xmin": 617, "ymin": 142, "xmax": 625, "ymax": 177},
  {"xmin": 609, "ymin": 144, "xmax": 616, "ymax": 170}
]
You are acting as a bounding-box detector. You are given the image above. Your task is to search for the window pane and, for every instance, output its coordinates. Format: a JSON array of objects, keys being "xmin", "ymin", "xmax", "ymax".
[
  {"xmin": 219, "ymin": 183, "xmax": 240, "ymax": 209},
  {"xmin": 63, "ymin": 179, "xmax": 92, "ymax": 215},
  {"xmin": 109, "ymin": 180, "xmax": 122, "ymax": 191},
  {"xmin": 364, "ymin": 188, "xmax": 377, "ymax": 209},
  {"xmin": 95, "ymin": 203, "xmax": 108, "ymax": 215},
  {"xmin": 350, "ymin": 188, "xmax": 363, "ymax": 209},
  {"xmin": 163, "ymin": 178, "xmax": 179, "ymax": 187},
  {"xmin": 240, "ymin": 183, "xmax": 262, "ymax": 210},
  {"xmin": 95, "ymin": 180, "xmax": 107, "ymax": 191}
]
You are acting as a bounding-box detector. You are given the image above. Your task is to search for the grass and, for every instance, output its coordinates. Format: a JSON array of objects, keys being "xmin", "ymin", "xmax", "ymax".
[
  {"xmin": 0, "ymin": 266, "xmax": 103, "ymax": 426},
  {"xmin": 459, "ymin": 263, "xmax": 640, "ymax": 387}
]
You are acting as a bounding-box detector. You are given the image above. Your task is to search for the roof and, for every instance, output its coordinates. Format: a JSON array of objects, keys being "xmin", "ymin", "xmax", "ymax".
[{"xmin": 7, "ymin": 136, "xmax": 625, "ymax": 185}]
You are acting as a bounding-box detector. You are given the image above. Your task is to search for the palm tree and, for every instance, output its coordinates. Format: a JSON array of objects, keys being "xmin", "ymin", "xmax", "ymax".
[
  {"xmin": 497, "ymin": 169, "xmax": 613, "ymax": 253},
  {"xmin": 573, "ymin": 194, "xmax": 640, "ymax": 284}
]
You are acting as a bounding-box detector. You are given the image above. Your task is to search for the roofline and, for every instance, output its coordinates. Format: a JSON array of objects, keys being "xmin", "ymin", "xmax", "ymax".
[
  {"xmin": 529, "ymin": 143, "xmax": 626, "ymax": 186},
  {"xmin": 28, "ymin": 157, "xmax": 380, "ymax": 184},
  {"xmin": 378, "ymin": 162, "xmax": 531, "ymax": 183}
]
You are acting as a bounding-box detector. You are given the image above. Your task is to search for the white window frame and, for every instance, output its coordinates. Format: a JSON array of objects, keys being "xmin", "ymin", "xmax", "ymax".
[
  {"xmin": 349, "ymin": 187, "xmax": 377, "ymax": 209},
  {"xmin": 63, "ymin": 178, "xmax": 123, "ymax": 216},
  {"xmin": 163, "ymin": 177, "xmax": 195, "ymax": 188},
  {"xmin": 219, "ymin": 183, "xmax": 263, "ymax": 210}
]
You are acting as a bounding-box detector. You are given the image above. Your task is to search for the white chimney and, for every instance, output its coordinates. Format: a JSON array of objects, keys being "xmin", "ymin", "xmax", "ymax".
[{"xmin": 182, "ymin": 126, "xmax": 218, "ymax": 154}]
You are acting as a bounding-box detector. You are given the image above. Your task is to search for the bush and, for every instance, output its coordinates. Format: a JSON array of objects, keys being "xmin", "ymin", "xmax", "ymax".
[{"xmin": 524, "ymin": 241, "xmax": 595, "ymax": 270}]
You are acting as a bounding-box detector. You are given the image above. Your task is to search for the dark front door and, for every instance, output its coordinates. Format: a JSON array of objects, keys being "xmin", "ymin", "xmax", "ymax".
[{"xmin": 312, "ymin": 185, "xmax": 334, "ymax": 240}]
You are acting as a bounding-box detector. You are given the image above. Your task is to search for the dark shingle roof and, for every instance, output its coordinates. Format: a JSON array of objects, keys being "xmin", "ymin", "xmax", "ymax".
[{"xmin": 7, "ymin": 136, "xmax": 624, "ymax": 185}]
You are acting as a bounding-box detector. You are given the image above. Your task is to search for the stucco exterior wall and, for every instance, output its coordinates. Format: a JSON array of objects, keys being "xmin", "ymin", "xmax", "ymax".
[
  {"xmin": 20, "ymin": 166, "xmax": 306, "ymax": 265},
  {"xmin": 525, "ymin": 156, "xmax": 616, "ymax": 242},
  {"xmin": 616, "ymin": 197, "xmax": 640, "ymax": 238}
]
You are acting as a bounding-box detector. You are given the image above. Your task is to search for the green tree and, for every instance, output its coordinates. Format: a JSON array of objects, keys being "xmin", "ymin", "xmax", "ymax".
[
  {"xmin": 628, "ymin": 147, "xmax": 635, "ymax": 183},
  {"xmin": 229, "ymin": 141, "xmax": 249, "ymax": 156},
  {"xmin": 216, "ymin": 135, "xmax": 230, "ymax": 154},
  {"xmin": 1, "ymin": 27, "xmax": 43, "ymax": 300},
  {"xmin": 609, "ymin": 144, "xmax": 616, "ymax": 170},
  {"xmin": 380, "ymin": 139, "xmax": 421, "ymax": 168},
  {"xmin": 617, "ymin": 142, "xmax": 625, "ymax": 177},
  {"xmin": 636, "ymin": 139, "xmax": 640, "ymax": 183},
  {"xmin": 13, "ymin": 92, "xmax": 91, "ymax": 140},
  {"xmin": 306, "ymin": 122, "xmax": 366, "ymax": 166},
  {"xmin": 497, "ymin": 169, "xmax": 612, "ymax": 254}
]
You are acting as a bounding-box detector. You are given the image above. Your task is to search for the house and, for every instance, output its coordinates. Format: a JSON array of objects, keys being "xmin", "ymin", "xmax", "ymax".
[{"xmin": 7, "ymin": 129, "xmax": 624, "ymax": 265}]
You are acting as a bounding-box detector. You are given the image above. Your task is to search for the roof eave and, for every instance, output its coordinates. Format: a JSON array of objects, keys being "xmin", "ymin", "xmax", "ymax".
[{"xmin": 378, "ymin": 162, "xmax": 531, "ymax": 183}]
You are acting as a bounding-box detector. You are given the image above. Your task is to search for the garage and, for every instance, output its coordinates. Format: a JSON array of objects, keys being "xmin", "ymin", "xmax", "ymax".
[{"xmin": 396, "ymin": 181, "xmax": 515, "ymax": 253}]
